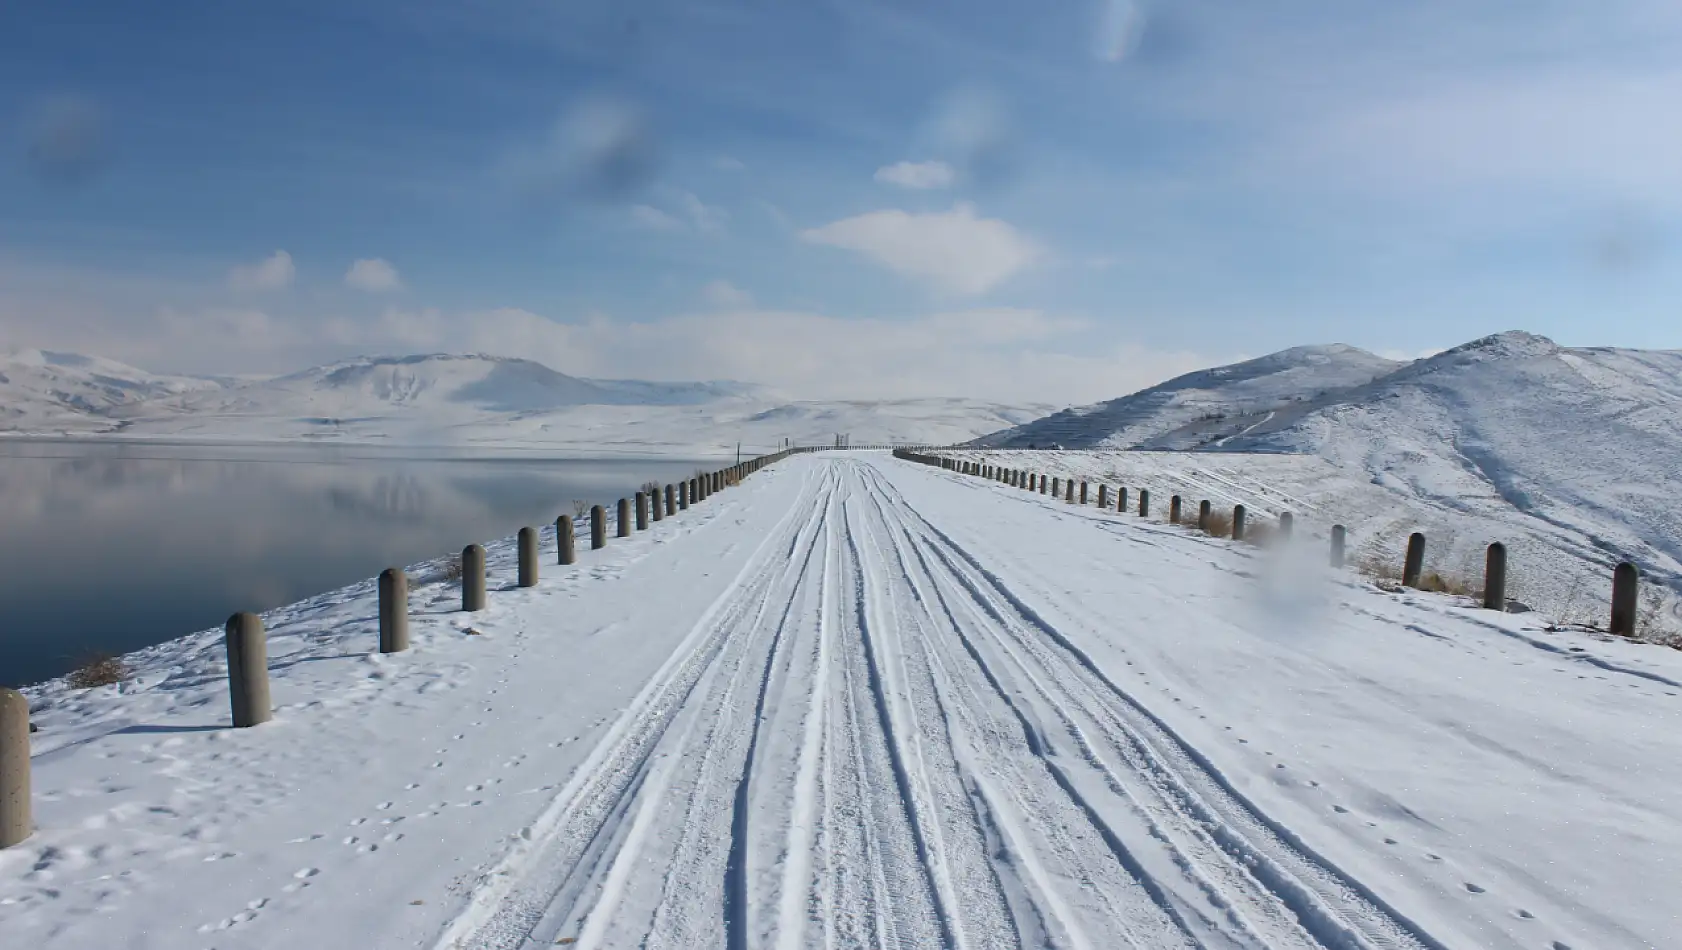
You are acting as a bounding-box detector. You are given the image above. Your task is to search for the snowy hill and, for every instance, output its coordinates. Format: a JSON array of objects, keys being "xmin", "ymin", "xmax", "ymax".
[
  {"xmin": 0, "ymin": 349, "xmax": 223, "ymax": 431},
  {"xmin": 971, "ymin": 343, "xmax": 1402, "ymax": 449},
  {"xmin": 953, "ymin": 330, "xmax": 1682, "ymax": 632},
  {"xmin": 0, "ymin": 351, "xmax": 1051, "ymax": 454}
]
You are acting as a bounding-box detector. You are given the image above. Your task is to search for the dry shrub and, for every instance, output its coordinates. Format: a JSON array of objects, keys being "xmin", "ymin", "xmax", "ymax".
[
  {"xmin": 67, "ymin": 652, "xmax": 129, "ymax": 689},
  {"xmin": 1243, "ymin": 521, "xmax": 1277, "ymax": 548},
  {"xmin": 1417, "ymin": 570, "xmax": 1478, "ymax": 598},
  {"xmin": 1200, "ymin": 510, "xmax": 1234, "ymax": 539},
  {"xmin": 642, "ymin": 480, "xmax": 663, "ymax": 497},
  {"xmin": 441, "ymin": 556, "xmax": 464, "ymax": 583},
  {"xmin": 1356, "ymin": 554, "xmax": 1406, "ymax": 592},
  {"xmin": 572, "ymin": 499, "xmax": 589, "ymax": 519}
]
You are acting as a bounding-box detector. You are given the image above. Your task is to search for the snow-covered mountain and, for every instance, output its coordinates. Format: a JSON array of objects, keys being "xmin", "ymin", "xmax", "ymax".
[
  {"xmin": 971, "ymin": 343, "xmax": 1402, "ymax": 449},
  {"xmin": 0, "ymin": 350, "xmax": 1052, "ymax": 453},
  {"xmin": 0, "ymin": 349, "xmax": 223, "ymax": 430}
]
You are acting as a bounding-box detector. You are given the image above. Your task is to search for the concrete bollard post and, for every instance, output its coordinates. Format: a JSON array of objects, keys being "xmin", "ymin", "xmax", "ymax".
[
  {"xmin": 518, "ymin": 527, "xmax": 539, "ymax": 587},
  {"xmin": 652, "ymin": 488, "xmax": 663, "ymax": 522},
  {"xmin": 1330, "ymin": 525, "xmax": 1346, "ymax": 567},
  {"xmin": 681, "ymin": 481, "xmax": 691, "ymax": 510},
  {"xmin": 1199, "ymin": 500, "xmax": 1211, "ymax": 531},
  {"xmin": 1403, "ymin": 532, "xmax": 1426, "ymax": 589},
  {"xmin": 666, "ymin": 484, "xmax": 676, "ymax": 517},
  {"xmin": 379, "ymin": 568, "xmax": 409, "ymax": 652},
  {"xmin": 1051, "ymin": 476, "xmax": 1060, "ymax": 498},
  {"xmin": 224, "ymin": 612, "xmax": 272, "ymax": 728},
  {"xmin": 1399, "ymin": 534, "xmax": 1426, "ymax": 585},
  {"xmin": 1170, "ymin": 495, "xmax": 1182, "ymax": 524},
  {"xmin": 1139, "ymin": 489, "xmax": 1150, "ymax": 518},
  {"xmin": 462, "ymin": 544, "xmax": 487, "ymax": 611},
  {"xmin": 1041, "ymin": 474, "xmax": 1049, "ymax": 494},
  {"xmin": 636, "ymin": 492, "xmax": 649, "ymax": 531},
  {"xmin": 1065, "ymin": 480, "xmax": 1074, "ymax": 503},
  {"xmin": 0, "ymin": 688, "xmax": 32, "ymax": 848},
  {"xmin": 557, "ymin": 515, "xmax": 576, "ymax": 565},
  {"xmin": 1118, "ymin": 487, "xmax": 1128, "ymax": 512},
  {"xmin": 1279, "ymin": 512, "xmax": 1293, "ymax": 537},
  {"xmin": 617, "ymin": 498, "xmax": 632, "ymax": 538},
  {"xmin": 1233, "ymin": 505, "xmax": 1246, "ymax": 541},
  {"xmin": 1097, "ymin": 485, "xmax": 1109, "ymax": 508},
  {"xmin": 1483, "ymin": 542, "xmax": 1506, "ymax": 611},
  {"xmin": 1080, "ymin": 482, "xmax": 1088, "ymax": 505},
  {"xmin": 591, "ymin": 505, "xmax": 607, "ymax": 549},
  {"xmin": 1611, "ymin": 562, "xmax": 1640, "ymax": 636}
]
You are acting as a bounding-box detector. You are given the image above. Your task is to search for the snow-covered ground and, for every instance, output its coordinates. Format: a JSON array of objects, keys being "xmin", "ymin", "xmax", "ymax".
[{"xmin": 7, "ymin": 453, "xmax": 1679, "ymax": 949}]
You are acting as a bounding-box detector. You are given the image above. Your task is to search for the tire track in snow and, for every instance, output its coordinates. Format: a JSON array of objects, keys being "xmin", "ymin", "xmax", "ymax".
[{"xmin": 865, "ymin": 462, "xmax": 1448, "ymax": 950}]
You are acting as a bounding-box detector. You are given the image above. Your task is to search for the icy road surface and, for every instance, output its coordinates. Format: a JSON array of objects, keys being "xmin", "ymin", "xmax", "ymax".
[{"xmin": 7, "ymin": 454, "xmax": 1680, "ymax": 949}]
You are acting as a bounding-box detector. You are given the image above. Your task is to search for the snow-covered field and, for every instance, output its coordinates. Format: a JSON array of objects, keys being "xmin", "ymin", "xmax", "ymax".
[{"xmin": 7, "ymin": 453, "xmax": 1680, "ymax": 949}]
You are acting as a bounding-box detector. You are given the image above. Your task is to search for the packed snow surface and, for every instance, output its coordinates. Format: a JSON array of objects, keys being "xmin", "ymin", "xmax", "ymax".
[{"xmin": 8, "ymin": 453, "xmax": 1680, "ymax": 949}]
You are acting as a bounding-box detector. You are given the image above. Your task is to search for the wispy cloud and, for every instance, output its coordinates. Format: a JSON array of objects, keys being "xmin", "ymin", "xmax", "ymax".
[
  {"xmin": 344, "ymin": 258, "xmax": 403, "ymax": 292},
  {"xmin": 801, "ymin": 203, "xmax": 1040, "ymax": 295},
  {"xmin": 629, "ymin": 191, "xmax": 727, "ymax": 233},
  {"xmin": 874, "ymin": 160, "xmax": 955, "ymax": 189},
  {"xmin": 700, "ymin": 279, "xmax": 753, "ymax": 308},
  {"xmin": 227, "ymin": 251, "xmax": 295, "ymax": 292}
]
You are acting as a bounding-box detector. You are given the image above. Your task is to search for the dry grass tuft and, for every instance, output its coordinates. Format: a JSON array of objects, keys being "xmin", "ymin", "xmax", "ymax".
[
  {"xmin": 1356, "ymin": 555, "xmax": 1406, "ymax": 592},
  {"xmin": 572, "ymin": 499, "xmax": 589, "ymax": 519},
  {"xmin": 1199, "ymin": 510, "xmax": 1233, "ymax": 539},
  {"xmin": 441, "ymin": 556, "xmax": 464, "ymax": 583},
  {"xmin": 67, "ymin": 652, "xmax": 129, "ymax": 689}
]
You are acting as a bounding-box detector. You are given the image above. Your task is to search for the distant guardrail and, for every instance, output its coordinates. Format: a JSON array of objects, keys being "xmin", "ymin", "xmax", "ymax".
[{"xmin": 891, "ymin": 448, "xmax": 1647, "ymax": 637}]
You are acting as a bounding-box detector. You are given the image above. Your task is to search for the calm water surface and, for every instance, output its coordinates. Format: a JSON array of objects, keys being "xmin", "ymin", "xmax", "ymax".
[{"xmin": 0, "ymin": 441, "xmax": 720, "ymax": 687}]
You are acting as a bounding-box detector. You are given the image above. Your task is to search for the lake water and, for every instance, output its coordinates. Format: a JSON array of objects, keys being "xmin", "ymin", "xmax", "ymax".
[{"xmin": 0, "ymin": 441, "xmax": 720, "ymax": 687}]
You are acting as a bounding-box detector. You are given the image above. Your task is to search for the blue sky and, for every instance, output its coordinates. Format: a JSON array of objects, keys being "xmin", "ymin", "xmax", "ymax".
[{"xmin": 3, "ymin": 0, "xmax": 1681, "ymax": 401}]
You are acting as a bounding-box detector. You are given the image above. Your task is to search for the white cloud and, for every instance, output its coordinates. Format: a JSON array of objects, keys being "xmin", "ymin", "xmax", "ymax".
[
  {"xmin": 801, "ymin": 203, "xmax": 1041, "ymax": 295},
  {"xmin": 629, "ymin": 191, "xmax": 727, "ymax": 232},
  {"xmin": 227, "ymin": 250, "xmax": 295, "ymax": 292},
  {"xmin": 701, "ymin": 279, "xmax": 753, "ymax": 308},
  {"xmin": 874, "ymin": 160, "xmax": 956, "ymax": 189},
  {"xmin": 712, "ymin": 155, "xmax": 746, "ymax": 171},
  {"xmin": 344, "ymin": 258, "xmax": 403, "ymax": 292}
]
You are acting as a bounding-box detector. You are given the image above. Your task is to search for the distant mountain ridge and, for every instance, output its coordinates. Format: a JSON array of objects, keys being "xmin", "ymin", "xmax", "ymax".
[{"xmin": 971, "ymin": 343, "xmax": 1402, "ymax": 449}]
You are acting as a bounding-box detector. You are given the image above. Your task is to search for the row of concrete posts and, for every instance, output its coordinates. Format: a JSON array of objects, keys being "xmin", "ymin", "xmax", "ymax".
[
  {"xmin": 0, "ymin": 448, "xmax": 805, "ymax": 849},
  {"xmin": 892, "ymin": 450, "xmax": 1648, "ymax": 637}
]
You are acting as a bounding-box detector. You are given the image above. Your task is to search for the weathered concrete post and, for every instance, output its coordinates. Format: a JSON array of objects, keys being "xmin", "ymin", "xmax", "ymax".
[
  {"xmin": 1139, "ymin": 489, "xmax": 1151, "ymax": 518},
  {"xmin": 462, "ymin": 544, "xmax": 487, "ymax": 611},
  {"xmin": 1170, "ymin": 495, "xmax": 1182, "ymax": 524},
  {"xmin": 652, "ymin": 488, "xmax": 663, "ymax": 522},
  {"xmin": 1097, "ymin": 485, "xmax": 1109, "ymax": 508},
  {"xmin": 379, "ymin": 568, "xmax": 409, "ymax": 652},
  {"xmin": 1611, "ymin": 562, "xmax": 1640, "ymax": 636},
  {"xmin": 591, "ymin": 505, "xmax": 607, "ymax": 549},
  {"xmin": 1199, "ymin": 500, "xmax": 1211, "ymax": 531},
  {"xmin": 1233, "ymin": 505, "xmax": 1247, "ymax": 541},
  {"xmin": 518, "ymin": 527, "xmax": 538, "ymax": 587},
  {"xmin": 1041, "ymin": 474, "xmax": 1049, "ymax": 494},
  {"xmin": 1065, "ymin": 480, "xmax": 1074, "ymax": 503},
  {"xmin": 680, "ymin": 481, "xmax": 691, "ymax": 510},
  {"xmin": 1051, "ymin": 476, "xmax": 1061, "ymax": 498},
  {"xmin": 1483, "ymin": 542, "xmax": 1507, "ymax": 611},
  {"xmin": 1118, "ymin": 487, "xmax": 1128, "ymax": 512},
  {"xmin": 1403, "ymin": 532, "xmax": 1426, "ymax": 589},
  {"xmin": 557, "ymin": 515, "xmax": 576, "ymax": 565},
  {"xmin": 1279, "ymin": 512, "xmax": 1293, "ymax": 537},
  {"xmin": 0, "ymin": 688, "xmax": 32, "ymax": 848},
  {"xmin": 1080, "ymin": 481, "xmax": 1088, "ymax": 505},
  {"xmin": 617, "ymin": 498, "xmax": 632, "ymax": 538},
  {"xmin": 665, "ymin": 484, "xmax": 676, "ymax": 517},
  {"xmin": 1330, "ymin": 525, "xmax": 1346, "ymax": 567},
  {"xmin": 636, "ymin": 492, "xmax": 649, "ymax": 531},
  {"xmin": 225, "ymin": 612, "xmax": 272, "ymax": 728}
]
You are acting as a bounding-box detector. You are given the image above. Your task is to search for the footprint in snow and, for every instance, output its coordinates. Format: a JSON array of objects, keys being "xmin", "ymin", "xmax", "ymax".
[{"xmin": 1463, "ymin": 882, "xmax": 1485, "ymax": 894}]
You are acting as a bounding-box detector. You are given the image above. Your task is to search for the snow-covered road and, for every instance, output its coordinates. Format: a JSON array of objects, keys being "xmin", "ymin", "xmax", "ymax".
[{"xmin": 7, "ymin": 453, "xmax": 1680, "ymax": 949}]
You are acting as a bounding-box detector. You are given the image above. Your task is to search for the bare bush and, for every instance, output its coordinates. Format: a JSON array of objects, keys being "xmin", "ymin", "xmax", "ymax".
[
  {"xmin": 441, "ymin": 556, "xmax": 464, "ymax": 583},
  {"xmin": 641, "ymin": 480, "xmax": 662, "ymax": 497},
  {"xmin": 572, "ymin": 499, "xmax": 589, "ymax": 519},
  {"xmin": 1356, "ymin": 554, "xmax": 1406, "ymax": 592},
  {"xmin": 1200, "ymin": 510, "xmax": 1233, "ymax": 539},
  {"xmin": 67, "ymin": 652, "xmax": 129, "ymax": 689},
  {"xmin": 1417, "ymin": 570, "xmax": 1478, "ymax": 598}
]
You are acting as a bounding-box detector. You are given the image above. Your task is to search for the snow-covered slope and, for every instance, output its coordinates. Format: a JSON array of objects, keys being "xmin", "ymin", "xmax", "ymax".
[
  {"xmin": 972, "ymin": 344, "xmax": 1402, "ymax": 449},
  {"xmin": 11, "ymin": 455, "xmax": 1681, "ymax": 949},
  {"xmin": 0, "ymin": 351, "xmax": 1051, "ymax": 454},
  {"xmin": 0, "ymin": 349, "xmax": 223, "ymax": 431}
]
